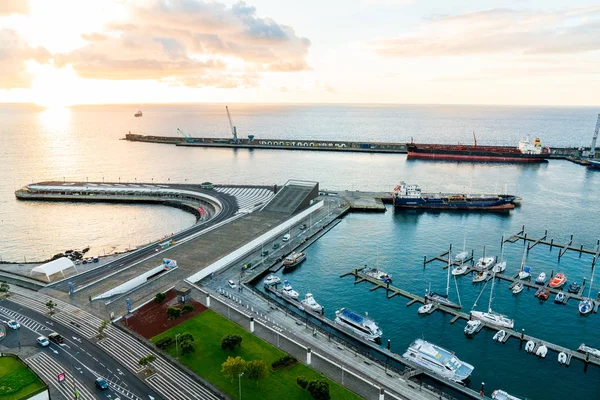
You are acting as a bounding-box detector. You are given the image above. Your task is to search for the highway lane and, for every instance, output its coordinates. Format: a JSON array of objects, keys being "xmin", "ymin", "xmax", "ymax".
[
  {"xmin": 0, "ymin": 298, "xmax": 162, "ymax": 400},
  {"xmin": 49, "ymin": 185, "xmax": 239, "ymax": 292}
]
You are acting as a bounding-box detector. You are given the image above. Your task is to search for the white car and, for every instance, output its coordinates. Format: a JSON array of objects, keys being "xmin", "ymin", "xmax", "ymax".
[
  {"xmin": 7, "ymin": 320, "xmax": 20, "ymax": 330},
  {"xmin": 227, "ymin": 280, "xmax": 237, "ymax": 289},
  {"xmin": 36, "ymin": 336, "xmax": 50, "ymax": 347},
  {"xmin": 282, "ymin": 234, "xmax": 291, "ymax": 242}
]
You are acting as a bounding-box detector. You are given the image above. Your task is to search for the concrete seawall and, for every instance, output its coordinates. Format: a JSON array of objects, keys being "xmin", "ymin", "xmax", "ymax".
[{"xmin": 124, "ymin": 133, "xmax": 589, "ymax": 158}]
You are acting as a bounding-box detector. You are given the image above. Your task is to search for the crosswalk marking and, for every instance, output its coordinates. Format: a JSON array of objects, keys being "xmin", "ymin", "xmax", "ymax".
[
  {"xmin": 26, "ymin": 352, "xmax": 96, "ymax": 400},
  {"xmin": 215, "ymin": 187, "xmax": 274, "ymax": 211},
  {"xmin": 0, "ymin": 305, "xmax": 48, "ymax": 333}
]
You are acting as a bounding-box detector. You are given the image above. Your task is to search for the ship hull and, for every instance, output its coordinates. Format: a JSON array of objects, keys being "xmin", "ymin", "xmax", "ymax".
[
  {"xmin": 407, "ymin": 144, "xmax": 548, "ymax": 163},
  {"xmin": 589, "ymin": 160, "xmax": 600, "ymax": 169},
  {"xmin": 394, "ymin": 196, "xmax": 515, "ymax": 211}
]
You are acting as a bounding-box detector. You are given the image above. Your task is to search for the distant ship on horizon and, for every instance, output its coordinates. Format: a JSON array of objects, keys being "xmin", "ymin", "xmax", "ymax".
[{"xmin": 134, "ymin": 110, "xmax": 143, "ymax": 117}]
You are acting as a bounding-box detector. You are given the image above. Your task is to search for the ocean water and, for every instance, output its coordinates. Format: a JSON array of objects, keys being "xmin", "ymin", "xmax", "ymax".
[{"xmin": 1, "ymin": 103, "xmax": 599, "ymax": 398}]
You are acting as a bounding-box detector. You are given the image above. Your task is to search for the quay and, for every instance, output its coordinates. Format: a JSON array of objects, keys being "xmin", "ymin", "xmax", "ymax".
[
  {"xmin": 341, "ymin": 267, "xmax": 600, "ymax": 369},
  {"xmin": 124, "ymin": 133, "xmax": 591, "ymax": 159}
]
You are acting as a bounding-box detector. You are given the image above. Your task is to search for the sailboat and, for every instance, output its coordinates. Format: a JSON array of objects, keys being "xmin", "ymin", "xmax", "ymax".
[
  {"xmin": 425, "ymin": 254, "xmax": 462, "ymax": 309},
  {"xmin": 492, "ymin": 240, "xmax": 507, "ymax": 273},
  {"xmin": 517, "ymin": 248, "xmax": 531, "ymax": 279},
  {"xmin": 579, "ymin": 263, "xmax": 595, "ymax": 315},
  {"xmin": 470, "ymin": 269, "xmax": 514, "ymax": 329},
  {"xmin": 452, "ymin": 235, "xmax": 469, "ymax": 276}
]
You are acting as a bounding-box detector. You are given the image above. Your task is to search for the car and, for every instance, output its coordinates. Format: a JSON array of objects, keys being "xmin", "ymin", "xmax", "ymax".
[
  {"xmin": 7, "ymin": 320, "xmax": 20, "ymax": 330},
  {"xmin": 93, "ymin": 257, "xmax": 99, "ymax": 263},
  {"xmin": 272, "ymin": 243, "xmax": 280, "ymax": 249},
  {"xmin": 227, "ymin": 280, "xmax": 237, "ymax": 289},
  {"xmin": 282, "ymin": 234, "xmax": 291, "ymax": 242},
  {"xmin": 300, "ymin": 224, "xmax": 307, "ymax": 230},
  {"xmin": 48, "ymin": 332, "xmax": 64, "ymax": 344},
  {"xmin": 261, "ymin": 250, "xmax": 269, "ymax": 257},
  {"xmin": 95, "ymin": 377, "xmax": 109, "ymax": 390},
  {"xmin": 36, "ymin": 336, "xmax": 50, "ymax": 347}
]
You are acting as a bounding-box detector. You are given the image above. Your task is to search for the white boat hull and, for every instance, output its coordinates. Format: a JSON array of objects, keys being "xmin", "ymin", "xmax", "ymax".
[{"xmin": 470, "ymin": 310, "xmax": 514, "ymax": 329}]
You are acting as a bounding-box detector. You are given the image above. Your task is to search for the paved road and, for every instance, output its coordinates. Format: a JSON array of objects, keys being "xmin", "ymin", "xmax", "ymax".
[
  {"xmin": 49, "ymin": 185, "xmax": 241, "ymax": 292},
  {"xmin": 0, "ymin": 298, "xmax": 161, "ymax": 400}
]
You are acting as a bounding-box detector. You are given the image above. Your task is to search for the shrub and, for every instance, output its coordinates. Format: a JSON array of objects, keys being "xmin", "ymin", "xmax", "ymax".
[
  {"xmin": 138, "ymin": 354, "xmax": 157, "ymax": 367},
  {"xmin": 0, "ymin": 283, "xmax": 10, "ymax": 293},
  {"xmin": 271, "ymin": 355, "xmax": 298, "ymax": 370},
  {"xmin": 154, "ymin": 292, "xmax": 166, "ymax": 303},
  {"xmin": 156, "ymin": 337, "xmax": 174, "ymax": 349},
  {"xmin": 297, "ymin": 376, "xmax": 308, "ymax": 389},
  {"xmin": 166, "ymin": 306, "xmax": 182, "ymax": 319},
  {"xmin": 221, "ymin": 334, "xmax": 243, "ymax": 351},
  {"xmin": 307, "ymin": 380, "xmax": 330, "ymax": 400},
  {"xmin": 182, "ymin": 304, "xmax": 194, "ymax": 313},
  {"xmin": 179, "ymin": 333, "xmax": 194, "ymax": 343},
  {"xmin": 181, "ymin": 340, "xmax": 195, "ymax": 355}
]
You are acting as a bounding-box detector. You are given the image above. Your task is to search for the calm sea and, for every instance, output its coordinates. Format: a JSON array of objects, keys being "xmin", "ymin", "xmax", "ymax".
[{"xmin": 1, "ymin": 103, "xmax": 599, "ymax": 399}]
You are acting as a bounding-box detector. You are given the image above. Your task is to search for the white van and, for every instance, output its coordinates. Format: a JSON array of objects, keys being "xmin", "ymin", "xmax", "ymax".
[{"xmin": 282, "ymin": 234, "xmax": 291, "ymax": 242}]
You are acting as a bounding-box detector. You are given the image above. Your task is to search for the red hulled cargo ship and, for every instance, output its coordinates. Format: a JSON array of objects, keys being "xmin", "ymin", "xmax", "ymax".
[{"xmin": 407, "ymin": 136, "xmax": 550, "ymax": 163}]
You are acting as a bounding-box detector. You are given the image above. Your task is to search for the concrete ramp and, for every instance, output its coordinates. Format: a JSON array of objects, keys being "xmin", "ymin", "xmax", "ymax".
[{"xmin": 261, "ymin": 180, "xmax": 319, "ymax": 215}]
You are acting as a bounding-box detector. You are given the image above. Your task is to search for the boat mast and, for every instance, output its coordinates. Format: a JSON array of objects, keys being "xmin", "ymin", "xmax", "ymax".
[
  {"xmin": 446, "ymin": 252, "xmax": 451, "ymax": 297},
  {"xmin": 588, "ymin": 263, "xmax": 595, "ymax": 299},
  {"xmin": 488, "ymin": 270, "xmax": 496, "ymax": 312}
]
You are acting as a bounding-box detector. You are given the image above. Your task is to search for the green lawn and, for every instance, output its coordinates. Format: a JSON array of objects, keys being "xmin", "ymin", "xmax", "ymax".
[
  {"xmin": 151, "ymin": 310, "xmax": 361, "ymax": 400},
  {"xmin": 0, "ymin": 356, "xmax": 45, "ymax": 400}
]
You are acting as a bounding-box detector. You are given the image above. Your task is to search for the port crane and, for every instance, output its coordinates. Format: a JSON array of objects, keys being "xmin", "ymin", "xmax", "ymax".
[
  {"xmin": 225, "ymin": 106, "xmax": 239, "ymax": 143},
  {"xmin": 177, "ymin": 128, "xmax": 195, "ymax": 143},
  {"xmin": 590, "ymin": 113, "xmax": 600, "ymax": 158}
]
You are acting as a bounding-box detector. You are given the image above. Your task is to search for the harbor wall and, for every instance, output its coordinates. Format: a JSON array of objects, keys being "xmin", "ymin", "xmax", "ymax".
[{"xmin": 124, "ymin": 133, "xmax": 590, "ymax": 158}]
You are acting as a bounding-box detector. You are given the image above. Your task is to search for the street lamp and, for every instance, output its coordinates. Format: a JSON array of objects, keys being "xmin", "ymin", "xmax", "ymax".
[
  {"xmin": 175, "ymin": 333, "xmax": 181, "ymax": 359},
  {"xmin": 238, "ymin": 372, "xmax": 244, "ymax": 399},
  {"xmin": 69, "ymin": 351, "xmax": 80, "ymax": 399}
]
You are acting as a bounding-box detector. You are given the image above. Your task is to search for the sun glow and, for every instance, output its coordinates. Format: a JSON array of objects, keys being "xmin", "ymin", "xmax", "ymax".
[{"xmin": 28, "ymin": 62, "xmax": 79, "ymax": 108}]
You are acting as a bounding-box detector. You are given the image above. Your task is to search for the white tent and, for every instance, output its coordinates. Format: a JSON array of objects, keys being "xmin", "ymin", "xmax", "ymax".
[{"xmin": 31, "ymin": 257, "xmax": 78, "ymax": 282}]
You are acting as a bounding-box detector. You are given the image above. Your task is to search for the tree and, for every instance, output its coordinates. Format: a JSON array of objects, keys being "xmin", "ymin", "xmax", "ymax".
[
  {"xmin": 245, "ymin": 360, "xmax": 268, "ymax": 387},
  {"xmin": 166, "ymin": 306, "xmax": 182, "ymax": 319},
  {"xmin": 154, "ymin": 292, "xmax": 166, "ymax": 303},
  {"xmin": 97, "ymin": 320, "xmax": 109, "ymax": 338},
  {"xmin": 0, "ymin": 283, "xmax": 10, "ymax": 293},
  {"xmin": 307, "ymin": 380, "xmax": 330, "ymax": 400},
  {"xmin": 221, "ymin": 356, "xmax": 247, "ymax": 383},
  {"xmin": 180, "ymin": 341, "xmax": 195, "ymax": 355},
  {"xmin": 138, "ymin": 354, "xmax": 157, "ymax": 368},
  {"xmin": 221, "ymin": 334, "xmax": 243, "ymax": 351},
  {"xmin": 182, "ymin": 304, "xmax": 194, "ymax": 313},
  {"xmin": 46, "ymin": 300, "xmax": 57, "ymax": 315},
  {"xmin": 297, "ymin": 376, "xmax": 308, "ymax": 389}
]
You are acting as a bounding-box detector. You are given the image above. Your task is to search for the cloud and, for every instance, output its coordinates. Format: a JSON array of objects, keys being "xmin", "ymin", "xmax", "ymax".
[
  {"xmin": 0, "ymin": 29, "xmax": 50, "ymax": 89},
  {"xmin": 0, "ymin": 0, "xmax": 29, "ymax": 15},
  {"xmin": 370, "ymin": 7, "xmax": 600, "ymax": 57},
  {"xmin": 55, "ymin": 0, "xmax": 310, "ymax": 87}
]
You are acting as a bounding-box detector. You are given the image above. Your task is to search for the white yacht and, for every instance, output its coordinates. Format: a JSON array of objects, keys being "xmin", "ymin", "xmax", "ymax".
[
  {"xmin": 418, "ymin": 303, "xmax": 434, "ymax": 314},
  {"xmin": 452, "ymin": 264, "xmax": 469, "ymax": 276},
  {"xmin": 300, "ymin": 293, "xmax": 322, "ymax": 313},
  {"xmin": 476, "ymin": 256, "xmax": 496, "ymax": 270},
  {"xmin": 281, "ymin": 280, "xmax": 299, "ymax": 299},
  {"xmin": 472, "ymin": 270, "xmax": 488, "ymax": 283},
  {"xmin": 454, "ymin": 251, "xmax": 469, "ymax": 262},
  {"xmin": 512, "ymin": 281, "xmax": 524, "ymax": 294},
  {"xmin": 334, "ymin": 308, "xmax": 382, "ymax": 342},
  {"xmin": 492, "ymin": 390, "xmax": 523, "ymax": 400},
  {"xmin": 402, "ymin": 339, "xmax": 474, "ymax": 382},
  {"xmin": 535, "ymin": 272, "xmax": 547, "ymax": 285},
  {"xmin": 464, "ymin": 320, "xmax": 482, "ymax": 336},
  {"xmin": 263, "ymin": 275, "xmax": 281, "ymax": 286},
  {"xmin": 492, "ymin": 261, "xmax": 506, "ymax": 273},
  {"xmin": 471, "ymin": 270, "xmax": 515, "ymax": 329},
  {"xmin": 518, "ymin": 266, "xmax": 531, "ymax": 280}
]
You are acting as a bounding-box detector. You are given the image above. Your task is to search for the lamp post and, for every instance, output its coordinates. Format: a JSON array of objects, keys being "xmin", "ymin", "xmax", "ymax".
[
  {"xmin": 175, "ymin": 333, "xmax": 181, "ymax": 359},
  {"xmin": 69, "ymin": 351, "xmax": 80, "ymax": 399},
  {"xmin": 238, "ymin": 372, "xmax": 244, "ymax": 399}
]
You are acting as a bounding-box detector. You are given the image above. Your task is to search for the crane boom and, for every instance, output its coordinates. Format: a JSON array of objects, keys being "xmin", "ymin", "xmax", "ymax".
[
  {"xmin": 225, "ymin": 106, "xmax": 238, "ymax": 143},
  {"xmin": 590, "ymin": 113, "xmax": 600, "ymax": 158},
  {"xmin": 177, "ymin": 128, "xmax": 193, "ymax": 143}
]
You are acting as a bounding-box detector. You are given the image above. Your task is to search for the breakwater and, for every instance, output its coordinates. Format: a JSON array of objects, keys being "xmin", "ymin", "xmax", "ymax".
[{"xmin": 124, "ymin": 133, "xmax": 589, "ymax": 158}]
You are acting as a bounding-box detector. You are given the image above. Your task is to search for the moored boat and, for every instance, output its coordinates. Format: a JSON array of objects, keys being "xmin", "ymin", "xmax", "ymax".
[
  {"xmin": 455, "ymin": 251, "xmax": 468, "ymax": 262},
  {"xmin": 536, "ymin": 288, "xmax": 550, "ymax": 300},
  {"xmin": 283, "ymin": 252, "xmax": 306, "ymax": 270},
  {"xmin": 568, "ymin": 281, "xmax": 581, "ymax": 293},
  {"xmin": 578, "ymin": 299, "xmax": 593, "ymax": 315},
  {"xmin": 472, "ymin": 270, "xmax": 488, "ymax": 283},
  {"xmin": 518, "ymin": 266, "xmax": 531, "ymax": 280},
  {"xmin": 535, "ymin": 272, "xmax": 547, "ymax": 285},
  {"xmin": 578, "ymin": 343, "xmax": 600, "ymax": 358},
  {"xmin": 418, "ymin": 303, "xmax": 434, "ymax": 314},
  {"xmin": 281, "ymin": 280, "xmax": 299, "ymax": 299},
  {"xmin": 549, "ymin": 273, "xmax": 567, "ymax": 288},
  {"xmin": 464, "ymin": 320, "xmax": 482, "ymax": 336},
  {"xmin": 300, "ymin": 293, "xmax": 323, "ymax": 313},
  {"xmin": 452, "ymin": 264, "xmax": 469, "ymax": 276},
  {"xmin": 512, "ymin": 281, "xmax": 524, "ymax": 294},
  {"xmin": 402, "ymin": 339, "xmax": 474, "ymax": 382},
  {"xmin": 554, "ymin": 291, "xmax": 566, "ymax": 304},
  {"xmin": 334, "ymin": 308, "xmax": 382, "ymax": 342},
  {"xmin": 536, "ymin": 345, "xmax": 548, "ymax": 358},
  {"xmin": 425, "ymin": 292, "xmax": 462, "ymax": 309},
  {"xmin": 491, "ymin": 389, "xmax": 523, "ymax": 400},
  {"xmin": 363, "ymin": 267, "xmax": 392, "ymax": 283},
  {"xmin": 493, "ymin": 330, "xmax": 506, "ymax": 342},
  {"xmin": 476, "ymin": 256, "xmax": 496, "ymax": 270},
  {"xmin": 589, "ymin": 160, "xmax": 600, "ymax": 169},
  {"xmin": 471, "ymin": 270, "xmax": 514, "ymax": 329},
  {"xmin": 492, "ymin": 261, "xmax": 506, "ymax": 273},
  {"xmin": 558, "ymin": 352, "xmax": 568, "ymax": 365},
  {"xmin": 263, "ymin": 275, "xmax": 281, "ymax": 286}
]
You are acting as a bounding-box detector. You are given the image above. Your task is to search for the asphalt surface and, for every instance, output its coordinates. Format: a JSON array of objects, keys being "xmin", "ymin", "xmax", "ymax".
[
  {"xmin": 0, "ymin": 297, "xmax": 162, "ymax": 400},
  {"xmin": 49, "ymin": 184, "xmax": 241, "ymax": 292}
]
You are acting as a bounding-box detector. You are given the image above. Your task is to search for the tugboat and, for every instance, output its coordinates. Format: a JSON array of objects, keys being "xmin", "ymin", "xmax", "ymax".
[
  {"xmin": 282, "ymin": 252, "xmax": 306, "ymax": 271},
  {"xmin": 334, "ymin": 308, "xmax": 382, "ymax": 343}
]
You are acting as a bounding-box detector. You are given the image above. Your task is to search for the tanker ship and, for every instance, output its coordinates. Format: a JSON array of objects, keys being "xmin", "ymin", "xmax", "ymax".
[
  {"xmin": 393, "ymin": 182, "xmax": 517, "ymax": 211},
  {"xmin": 407, "ymin": 136, "xmax": 549, "ymax": 163}
]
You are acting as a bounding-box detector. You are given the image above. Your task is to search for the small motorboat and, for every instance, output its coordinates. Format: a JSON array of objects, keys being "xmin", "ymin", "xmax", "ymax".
[
  {"xmin": 535, "ymin": 272, "xmax": 547, "ymax": 285},
  {"xmin": 263, "ymin": 275, "xmax": 281, "ymax": 286},
  {"xmin": 525, "ymin": 340, "xmax": 535, "ymax": 353},
  {"xmin": 418, "ymin": 303, "xmax": 434, "ymax": 314},
  {"xmin": 476, "ymin": 256, "xmax": 496, "ymax": 270},
  {"xmin": 364, "ymin": 267, "xmax": 393, "ymax": 283},
  {"xmin": 549, "ymin": 273, "xmax": 567, "ymax": 288},
  {"xmin": 492, "ymin": 389, "xmax": 523, "ymax": 400},
  {"xmin": 536, "ymin": 344, "xmax": 548, "ymax": 358},
  {"xmin": 452, "ymin": 264, "xmax": 469, "ymax": 276},
  {"xmin": 578, "ymin": 298, "xmax": 593, "ymax": 315},
  {"xmin": 568, "ymin": 281, "xmax": 581, "ymax": 293},
  {"xmin": 518, "ymin": 266, "xmax": 531, "ymax": 280},
  {"xmin": 281, "ymin": 280, "xmax": 299, "ymax": 299},
  {"xmin": 472, "ymin": 270, "xmax": 488, "ymax": 283},
  {"xmin": 536, "ymin": 288, "xmax": 550, "ymax": 300},
  {"xmin": 512, "ymin": 281, "xmax": 524, "ymax": 294},
  {"xmin": 455, "ymin": 251, "xmax": 468, "ymax": 262},
  {"xmin": 492, "ymin": 261, "xmax": 506, "ymax": 273},
  {"xmin": 554, "ymin": 291, "xmax": 566, "ymax": 304},
  {"xmin": 558, "ymin": 352, "xmax": 568, "ymax": 365},
  {"xmin": 300, "ymin": 293, "xmax": 323, "ymax": 313},
  {"xmin": 464, "ymin": 320, "xmax": 482, "ymax": 336},
  {"xmin": 493, "ymin": 330, "xmax": 506, "ymax": 342}
]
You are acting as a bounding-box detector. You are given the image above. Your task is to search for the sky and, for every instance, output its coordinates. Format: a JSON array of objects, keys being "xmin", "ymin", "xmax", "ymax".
[{"xmin": 1, "ymin": 0, "xmax": 599, "ymax": 106}]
